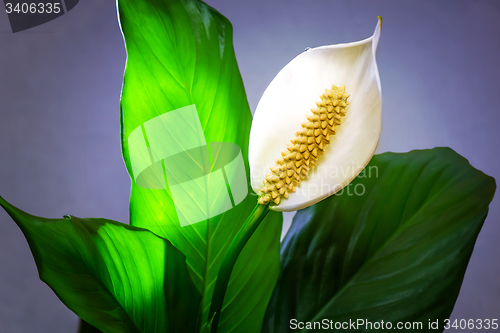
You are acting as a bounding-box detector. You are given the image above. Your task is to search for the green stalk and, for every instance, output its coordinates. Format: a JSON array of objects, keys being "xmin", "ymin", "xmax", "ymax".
[{"xmin": 208, "ymin": 202, "xmax": 270, "ymax": 333}]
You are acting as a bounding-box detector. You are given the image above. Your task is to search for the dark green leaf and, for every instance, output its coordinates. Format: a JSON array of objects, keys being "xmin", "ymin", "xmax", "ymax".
[
  {"xmin": 117, "ymin": 0, "xmax": 282, "ymax": 331},
  {"xmin": 78, "ymin": 320, "xmax": 103, "ymax": 333},
  {"xmin": 0, "ymin": 196, "xmax": 200, "ymax": 333},
  {"xmin": 263, "ymin": 148, "xmax": 496, "ymax": 332}
]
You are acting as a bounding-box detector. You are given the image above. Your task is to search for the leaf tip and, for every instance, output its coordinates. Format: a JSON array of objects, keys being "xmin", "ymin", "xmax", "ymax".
[
  {"xmin": 0, "ymin": 195, "xmax": 41, "ymax": 229},
  {"xmin": 0, "ymin": 194, "xmax": 13, "ymax": 215}
]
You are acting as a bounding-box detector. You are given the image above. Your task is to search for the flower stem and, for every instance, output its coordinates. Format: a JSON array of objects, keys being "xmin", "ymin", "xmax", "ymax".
[{"xmin": 208, "ymin": 202, "xmax": 270, "ymax": 333}]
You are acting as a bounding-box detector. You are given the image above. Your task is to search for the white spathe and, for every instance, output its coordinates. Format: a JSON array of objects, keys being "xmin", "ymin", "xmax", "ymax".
[{"xmin": 249, "ymin": 19, "xmax": 382, "ymax": 212}]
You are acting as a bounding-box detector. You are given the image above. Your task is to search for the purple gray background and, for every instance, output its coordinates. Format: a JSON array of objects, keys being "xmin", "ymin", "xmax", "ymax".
[{"xmin": 0, "ymin": 0, "xmax": 499, "ymax": 332}]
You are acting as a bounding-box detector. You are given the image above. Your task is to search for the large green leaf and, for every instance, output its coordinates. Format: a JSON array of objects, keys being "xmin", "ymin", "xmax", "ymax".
[
  {"xmin": 263, "ymin": 148, "xmax": 496, "ymax": 332},
  {"xmin": 0, "ymin": 196, "xmax": 200, "ymax": 333},
  {"xmin": 117, "ymin": 0, "xmax": 282, "ymax": 332}
]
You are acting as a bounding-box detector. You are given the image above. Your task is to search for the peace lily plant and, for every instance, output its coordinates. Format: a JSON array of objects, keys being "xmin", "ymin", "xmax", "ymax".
[
  {"xmin": 0, "ymin": 1, "xmax": 495, "ymax": 333},
  {"xmin": 209, "ymin": 18, "xmax": 383, "ymax": 331}
]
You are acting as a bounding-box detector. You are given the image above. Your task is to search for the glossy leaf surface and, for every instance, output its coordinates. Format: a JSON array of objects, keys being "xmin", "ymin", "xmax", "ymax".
[
  {"xmin": 263, "ymin": 148, "xmax": 496, "ymax": 332},
  {"xmin": 117, "ymin": 0, "xmax": 282, "ymax": 331},
  {"xmin": 0, "ymin": 196, "xmax": 200, "ymax": 333}
]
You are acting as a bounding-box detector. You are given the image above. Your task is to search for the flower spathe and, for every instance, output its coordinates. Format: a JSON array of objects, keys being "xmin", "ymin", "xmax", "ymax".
[{"xmin": 249, "ymin": 18, "xmax": 382, "ymax": 212}]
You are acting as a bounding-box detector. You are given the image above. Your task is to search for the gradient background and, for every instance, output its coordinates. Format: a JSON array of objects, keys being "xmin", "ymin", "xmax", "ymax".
[{"xmin": 0, "ymin": 1, "xmax": 499, "ymax": 332}]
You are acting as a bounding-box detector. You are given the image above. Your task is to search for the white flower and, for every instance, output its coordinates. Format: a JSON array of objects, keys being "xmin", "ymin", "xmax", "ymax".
[{"xmin": 249, "ymin": 18, "xmax": 382, "ymax": 212}]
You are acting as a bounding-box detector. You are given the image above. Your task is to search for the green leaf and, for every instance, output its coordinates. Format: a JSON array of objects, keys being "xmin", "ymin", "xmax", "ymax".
[
  {"xmin": 78, "ymin": 320, "xmax": 103, "ymax": 333},
  {"xmin": 263, "ymin": 148, "xmax": 496, "ymax": 332},
  {"xmin": 0, "ymin": 196, "xmax": 200, "ymax": 333},
  {"xmin": 117, "ymin": 0, "xmax": 282, "ymax": 332}
]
